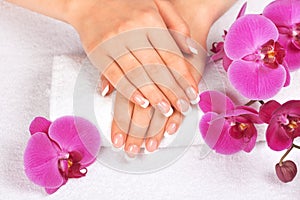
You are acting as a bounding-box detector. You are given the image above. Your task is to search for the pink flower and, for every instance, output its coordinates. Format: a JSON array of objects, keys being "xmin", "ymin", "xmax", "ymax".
[
  {"xmin": 259, "ymin": 100, "xmax": 300, "ymax": 151},
  {"xmin": 199, "ymin": 91, "xmax": 262, "ymax": 155},
  {"xmin": 224, "ymin": 14, "xmax": 290, "ymax": 100},
  {"xmin": 24, "ymin": 116, "xmax": 101, "ymax": 194},
  {"xmin": 263, "ymin": 0, "xmax": 300, "ymax": 71}
]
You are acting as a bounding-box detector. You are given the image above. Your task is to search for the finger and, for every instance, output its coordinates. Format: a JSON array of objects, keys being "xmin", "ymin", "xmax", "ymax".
[
  {"xmin": 164, "ymin": 110, "xmax": 183, "ymax": 137},
  {"xmin": 111, "ymin": 92, "xmax": 134, "ymax": 149},
  {"xmin": 124, "ymin": 104, "xmax": 154, "ymax": 158},
  {"xmin": 114, "ymin": 51, "xmax": 174, "ymax": 117},
  {"xmin": 154, "ymin": 0, "xmax": 197, "ymax": 55},
  {"xmin": 131, "ymin": 48, "xmax": 191, "ymax": 115},
  {"xmin": 98, "ymin": 75, "xmax": 114, "ymax": 97},
  {"xmin": 144, "ymin": 109, "xmax": 168, "ymax": 153},
  {"xmin": 147, "ymin": 30, "xmax": 200, "ymax": 105},
  {"xmin": 103, "ymin": 59, "xmax": 150, "ymax": 109}
]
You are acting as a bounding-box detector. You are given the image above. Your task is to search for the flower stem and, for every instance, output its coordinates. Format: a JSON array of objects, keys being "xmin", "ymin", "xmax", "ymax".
[
  {"xmin": 245, "ymin": 100, "xmax": 257, "ymax": 106},
  {"xmin": 258, "ymin": 100, "xmax": 265, "ymax": 105},
  {"xmin": 279, "ymin": 145, "xmax": 294, "ymax": 166},
  {"xmin": 292, "ymin": 143, "xmax": 300, "ymax": 149}
]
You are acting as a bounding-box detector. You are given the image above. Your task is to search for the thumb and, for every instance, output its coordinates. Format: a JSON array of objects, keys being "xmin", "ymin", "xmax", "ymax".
[{"xmin": 154, "ymin": 0, "xmax": 198, "ymax": 55}]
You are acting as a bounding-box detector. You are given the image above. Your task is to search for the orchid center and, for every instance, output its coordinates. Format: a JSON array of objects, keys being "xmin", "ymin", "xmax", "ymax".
[
  {"xmin": 238, "ymin": 123, "xmax": 248, "ymax": 131},
  {"xmin": 259, "ymin": 39, "xmax": 285, "ymax": 69},
  {"xmin": 280, "ymin": 115, "xmax": 300, "ymax": 135}
]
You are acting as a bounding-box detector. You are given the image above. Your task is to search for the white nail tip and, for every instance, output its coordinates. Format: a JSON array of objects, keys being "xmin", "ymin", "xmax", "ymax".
[
  {"xmin": 140, "ymin": 99, "xmax": 150, "ymax": 108},
  {"xmin": 190, "ymin": 95, "xmax": 200, "ymax": 105},
  {"xmin": 164, "ymin": 107, "xmax": 174, "ymax": 117},
  {"xmin": 143, "ymin": 148, "xmax": 156, "ymax": 155},
  {"xmin": 101, "ymin": 85, "xmax": 109, "ymax": 97},
  {"xmin": 124, "ymin": 154, "xmax": 136, "ymax": 161},
  {"xmin": 182, "ymin": 106, "xmax": 192, "ymax": 116},
  {"xmin": 164, "ymin": 131, "xmax": 172, "ymax": 138},
  {"xmin": 188, "ymin": 45, "xmax": 198, "ymax": 55},
  {"xmin": 111, "ymin": 145, "xmax": 124, "ymax": 152}
]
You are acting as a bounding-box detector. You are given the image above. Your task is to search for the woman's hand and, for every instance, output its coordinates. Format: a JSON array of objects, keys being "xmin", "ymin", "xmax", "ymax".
[
  {"xmin": 111, "ymin": 91, "xmax": 183, "ymax": 156},
  {"xmin": 67, "ymin": 0, "xmax": 202, "ymax": 116}
]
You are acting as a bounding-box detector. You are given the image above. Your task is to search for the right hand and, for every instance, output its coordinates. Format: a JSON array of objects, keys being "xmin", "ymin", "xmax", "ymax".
[{"xmin": 67, "ymin": 0, "xmax": 202, "ymax": 117}]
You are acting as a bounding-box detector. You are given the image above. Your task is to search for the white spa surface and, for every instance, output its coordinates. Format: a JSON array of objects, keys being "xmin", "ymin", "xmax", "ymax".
[{"xmin": 1, "ymin": 0, "xmax": 300, "ymax": 199}]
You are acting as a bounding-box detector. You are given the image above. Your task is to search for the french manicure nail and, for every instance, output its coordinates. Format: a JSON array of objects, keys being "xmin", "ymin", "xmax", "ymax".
[
  {"xmin": 145, "ymin": 139, "xmax": 158, "ymax": 154},
  {"xmin": 176, "ymin": 99, "xmax": 192, "ymax": 115},
  {"xmin": 157, "ymin": 101, "xmax": 173, "ymax": 117},
  {"xmin": 133, "ymin": 94, "xmax": 149, "ymax": 108},
  {"xmin": 186, "ymin": 87, "xmax": 200, "ymax": 104},
  {"xmin": 164, "ymin": 123, "xmax": 178, "ymax": 137},
  {"xmin": 186, "ymin": 38, "xmax": 198, "ymax": 55},
  {"xmin": 101, "ymin": 84, "xmax": 109, "ymax": 97},
  {"xmin": 112, "ymin": 133, "xmax": 124, "ymax": 148},
  {"xmin": 126, "ymin": 144, "xmax": 140, "ymax": 158}
]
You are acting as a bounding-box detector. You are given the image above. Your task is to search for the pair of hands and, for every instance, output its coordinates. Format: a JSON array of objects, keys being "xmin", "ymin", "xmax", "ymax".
[{"xmin": 69, "ymin": 0, "xmax": 206, "ymax": 156}]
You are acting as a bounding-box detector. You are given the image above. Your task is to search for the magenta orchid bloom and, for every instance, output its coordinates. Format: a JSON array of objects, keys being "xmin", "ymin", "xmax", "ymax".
[
  {"xmin": 24, "ymin": 116, "xmax": 101, "ymax": 194},
  {"xmin": 259, "ymin": 100, "xmax": 300, "ymax": 151},
  {"xmin": 263, "ymin": 0, "xmax": 300, "ymax": 71},
  {"xmin": 210, "ymin": 3, "xmax": 247, "ymax": 71},
  {"xmin": 224, "ymin": 14, "xmax": 290, "ymax": 100},
  {"xmin": 199, "ymin": 91, "xmax": 262, "ymax": 155}
]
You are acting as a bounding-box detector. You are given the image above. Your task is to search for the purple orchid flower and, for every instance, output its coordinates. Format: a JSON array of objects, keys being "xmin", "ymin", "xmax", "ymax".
[
  {"xmin": 199, "ymin": 91, "xmax": 262, "ymax": 155},
  {"xmin": 24, "ymin": 116, "xmax": 101, "ymax": 194},
  {"xmin": 224, "ymin": 14, "xmax": 290, "ymax": 100},
  {"xmin": 263, "ymin": 0, "xmax": 300, "ymax": 71},
  {"xmin": 259, "ymin": 100, "xmax": 300, "ymax": 151}
]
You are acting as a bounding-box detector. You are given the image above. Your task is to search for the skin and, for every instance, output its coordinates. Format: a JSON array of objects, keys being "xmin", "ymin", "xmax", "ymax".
[{"xmin": 5, "ymin": 0, "xmax": 237, "ymax": 155}]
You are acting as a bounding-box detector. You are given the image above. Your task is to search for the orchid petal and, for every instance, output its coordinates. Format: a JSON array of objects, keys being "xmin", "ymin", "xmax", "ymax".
[
  {"xmin": 224, "ymin": 15, "xmax": 279, "ymax": 60},
  {"xmin": 199, "ymin": 91, "xmax": 235, "ymax": 114},
  {"xmin": 45, "ymin": 188, "xmax": 60, "ymax": 195},
  {"xmin": 243, "ymin": 124, "xmax": 257, "ymax": 153},
  {"xmin": 259, "ymin": 100, "xmax": 281, "ymax": 124},
  {"xmin": 236, "ymin": 2, "xmax": 247, "ymax": 19},
  {"xmin": 29, "ymin": 117, "xmax": 51, "ymax": 135},
  {"xmin": 278, "ymin": 100, "xmax": 300, "ymax": 116},
  {"xmin": 48, "ymin": 116, "xmax": 101, "ymax": 166},
  {"xmin": 24, "ymin": 133, "xmax": 63, "ymax": 188},
  {"xmin": 263, "ymin": 0, "xmax": 300, "ymax": 27},
  {"xmin": 266, "ymin": 118, "xmax": 293, "ymax": 151},
  {"xmin": 228, "ymin": 60, "xmax": 286, "ymax": 99},
  {"xmin": 222, "ymin": 54, "xmax": 233, "ymax": 71},
  {"xmin": 279, "ymin": 36, "xmax": 300, "ymax": 71},
  {"xmin": 282, "ymin": 61, "xmax": 291, "ymax": 86}
]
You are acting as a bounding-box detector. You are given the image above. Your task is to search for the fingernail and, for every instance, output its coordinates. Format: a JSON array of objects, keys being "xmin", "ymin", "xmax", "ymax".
[
  {"xmin": 101, "ymin": 84, "xmax": 109, "ymax": 97},
  {"xmin": 176, "ymin": 99, "xmax": 192, "ymax": 115},
  {"xmin": 145, "ymin": 139, "xmax": 158, "ymax": 154},
  {"xmin": 186, "ymin": 87, "xmax": 200, "ymax": 104},
  {"xmin": 156, "ymin": 101, "xmax": 173, "ymax": 117},
  {"xmin": 126, "ymin": 144, "xmax": 140, "ymax": 158},
  {"xmin": 186, "ymin": 38, "xmax": 198, "ymax": 55},
  {"xmin": 133, "ymin": 94, "xmax": 149, "ymax": 108},
  {"xmin": 164, "ymin": 123, "xmax": 178, "ymax": 137},
  {"xmin": 112, "ymin": 133, "xmax": 124, "ymax": 148}
]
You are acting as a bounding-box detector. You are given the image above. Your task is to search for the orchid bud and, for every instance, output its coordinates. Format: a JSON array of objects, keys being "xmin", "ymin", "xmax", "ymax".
[{"xmin": 275, "ymin": 160, "xmax": 297, "ymax": 183}]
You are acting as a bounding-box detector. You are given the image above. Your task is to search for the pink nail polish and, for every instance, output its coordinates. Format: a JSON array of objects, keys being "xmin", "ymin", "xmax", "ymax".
[
  {"xmin": 112, "ymin": 133, "xmax": 124, "ymax": 148},
  {"xmin": 146, "ymin": 139, "xmax": 158, "ymax": 153}
]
